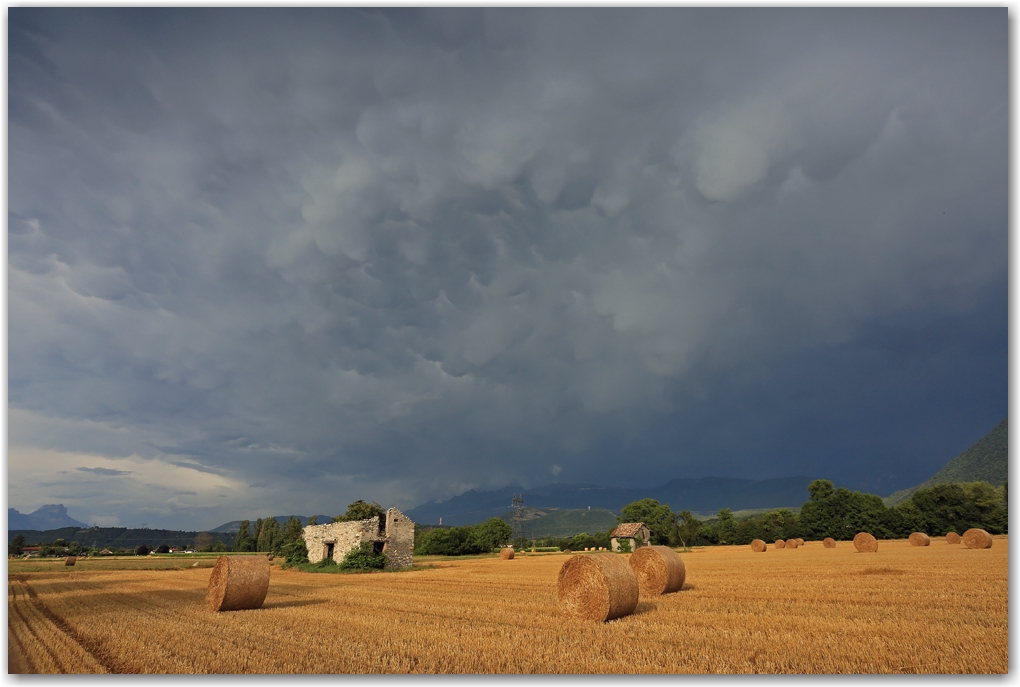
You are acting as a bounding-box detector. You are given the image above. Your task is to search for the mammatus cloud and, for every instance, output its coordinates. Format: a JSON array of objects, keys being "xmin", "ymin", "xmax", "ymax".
[{"xmin": 8, "ymin": 9, "xmax": 1006, "ymax": 529}]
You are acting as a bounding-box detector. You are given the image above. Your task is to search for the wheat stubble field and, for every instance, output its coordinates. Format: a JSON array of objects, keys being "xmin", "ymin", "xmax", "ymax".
[{"xmin": 8, "ymin": 537, "xmax": 1007, "ymax": 674}]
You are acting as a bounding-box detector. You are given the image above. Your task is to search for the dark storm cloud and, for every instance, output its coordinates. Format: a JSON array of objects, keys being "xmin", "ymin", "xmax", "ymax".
[
  {"xmin": 8, "ymin": 8, "xmax": 1006, "ymax": 529},
  {"xmin": 76, "ymin": 467, "xmax": 132, "ymax": 477}
]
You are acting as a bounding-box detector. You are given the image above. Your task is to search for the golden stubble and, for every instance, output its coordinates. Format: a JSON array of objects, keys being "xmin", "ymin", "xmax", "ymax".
[{"xmin": 8, "ymin": 538, "xmax": 1007, "ymax": 674}]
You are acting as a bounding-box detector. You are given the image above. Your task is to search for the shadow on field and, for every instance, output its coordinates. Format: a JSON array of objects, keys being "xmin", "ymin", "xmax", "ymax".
[
  {"xmin": 263, "ymin": 598, "xmax": 329, "ymax": 610},
  {"xmin": 633, "ymin": 600, "xmax": 658, "ymax": 616}
]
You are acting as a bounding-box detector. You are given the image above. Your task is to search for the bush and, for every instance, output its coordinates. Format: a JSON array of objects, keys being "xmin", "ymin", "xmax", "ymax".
[
  {"xmin": 338, "ymin": 541, "xmax": 387, "ymax": 570},
  {"xmin": 280, "ymin": 538, "xmax": 309, "ymax": 569}
]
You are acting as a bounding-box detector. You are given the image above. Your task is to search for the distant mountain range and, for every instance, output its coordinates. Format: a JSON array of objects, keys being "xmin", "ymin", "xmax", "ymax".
[
  {"xmin": 884, "ymin": 418, "xmax": 1008, "ymax": 507},
  {"xmin": 403, "ymin": 476, "xmax": 815, "ymax": 527},
  {"xmin": 8, "ymin": 504, "xmax": 87, "ymax": 531}
]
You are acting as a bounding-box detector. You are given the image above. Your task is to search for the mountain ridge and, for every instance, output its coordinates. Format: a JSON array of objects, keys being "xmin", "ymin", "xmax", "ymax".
[{"xmin": 884, "ymin": 418, "xmax": 1008, "ymax": 507}]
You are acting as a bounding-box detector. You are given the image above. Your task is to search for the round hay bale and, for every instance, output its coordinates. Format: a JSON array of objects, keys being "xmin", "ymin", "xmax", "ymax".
[
  {"xmin": 785, "ymin": 538, "xmax": 799, "ymax": 549},
  {"xmin": 853, "ymin": 532, "xmax": 878, "ymax": 553},
  {"xmin": 563, "ymin": 549, "xmax": 572, "ymax": 554},
  {"xmin": 795, "ymin": 538, "xmax": 805, "ymax": 546},
  {"xmin": 500, "ymin": 547, "xmax": 515, "ymax": 560},
  {"xmin": 750, "ymin": 539, "xmax": 767, "ymax": 552},
  {"xmin": 774, "ymin": 539, "xmax": 786, "ymax": 549},
  {"xmin": 557, "ymin": 553, "xmax": 639, "ymax": 622},
  {"xmin": 962, "ymin": 528, "xmax": 993, "ymax": 549},
  {"xmin": 908, "ymin": 532, "xmax": 931, "ymax": 547},
  {"xmin": 64, "ymin": 556, "xmax": 76, "ymax": 566},
  {"xmin": 946, "ymin": 531, "xmax": 962, "ymax": 544},
  {"xmin": 823, "ymin": 538, "xmax": 836, "ymax": 548},
  {"xmin": 206, "ymin": 555, "xmax": 271, "ymax": 612},
  {"xmin": 629, "ymin": 545, "xmax": 685, "ymax": 596}
]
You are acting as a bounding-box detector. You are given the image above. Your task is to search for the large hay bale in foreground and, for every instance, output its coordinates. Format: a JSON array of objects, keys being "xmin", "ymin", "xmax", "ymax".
[
  {"xmin": 64, "ymin": 556, "xmax": 76, "ymax": 567},
  {"xmin": 823, "ymin": 538, "xmax": 836, "ymax": 548},
  {"xmin": 750, "ymin": 539, "xmax": 767, "ymax": 552},
  {"xmin": 785, "ymin": 538, "xmax": 799, "ymax": 549},
  {"xmin": 629, "ymin": 545, "xmax": 685, "ymax": 596},
  {"xmin": 558, "ymin": 553, "xmax": 639, "ymax": 622},
  {"xmin": 962, "ymin": 528, "xmax": 993, "ymax": 549},
  {"xmin": 908, "ymin": 532, "xmax": 931, "ymax": 547},
  {"xmin": 500, "ymin": 547, "xmax": 515, "ymax": 560},
  {"xmin": 774, "ymin": 539, "xmax": 786, "ymax": 549},
  {"xmin": 946, "ymin": 532, "xmax": 962, "ymax": 544},
  {"xmin": 853, "ymin": 532, "xmax": 878, "ymax": 553},
  {"xmin": 206, "ymin": 555, "xmax": 270, "ymax": 612}
]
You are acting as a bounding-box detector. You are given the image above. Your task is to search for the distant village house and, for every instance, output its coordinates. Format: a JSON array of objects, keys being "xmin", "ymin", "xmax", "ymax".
[
  {"xmin": 610, "ymin": 523, "xmax": 650, "ymax": 552},
  {"xmin": 302, "ymin": 507, "xmax": 414, "ymax": 569}
]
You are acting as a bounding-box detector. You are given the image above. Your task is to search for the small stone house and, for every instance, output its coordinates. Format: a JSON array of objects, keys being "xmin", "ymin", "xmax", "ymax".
[
  {"xmin": 610, "ymin": 523, "xmax": 650, "ymax": 552},
  {"xmin": 302, "ymin": 507, "xmax": 414, "ymax": 569}
]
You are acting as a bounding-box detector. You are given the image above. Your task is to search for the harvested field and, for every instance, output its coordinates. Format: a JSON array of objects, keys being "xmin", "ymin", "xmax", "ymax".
[{"xmin": 8, "ymin": 539, "xmax": 1008, "ymax": 674}]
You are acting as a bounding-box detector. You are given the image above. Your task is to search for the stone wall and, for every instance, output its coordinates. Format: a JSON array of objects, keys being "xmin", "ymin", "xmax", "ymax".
[
  {"xmin": 383, "ymin": 508, "xmax": 414, "ymax": 570},
  {"xmin": 303, "ymin": 519, "xmax": 379, "ymax": 564},
  {"xmin": 301, "ymin": 507, "xmax": 415, "ymax": 568}
]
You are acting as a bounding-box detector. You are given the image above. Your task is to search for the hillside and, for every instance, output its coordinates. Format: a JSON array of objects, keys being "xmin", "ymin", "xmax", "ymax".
[
  {"xmin": 404, "ymin": 476, "xmax": 813, "ymax": 526},
  {"xmin": 7, "ymin": 526, "xmax": 233, "ymax": 550},
  {"xmin": 884, "ymin": 418, "xmax": 1008, "ymax": 507},
  {"xmin": 495, "ymin": 507, "xmax": 619, "ymax": 538},
  {"xmin": 208, "ymin": 515, "xmax": 329, "ymax": 534}
]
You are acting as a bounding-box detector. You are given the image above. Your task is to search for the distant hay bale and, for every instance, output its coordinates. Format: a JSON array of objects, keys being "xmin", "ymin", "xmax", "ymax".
[
  {"xmin": 823, "ymin": 538, "xmax": 836, "ymax": 548},
  {"xmin": 64, "ymin": 556, "xmax": 76, "ymax": 566},
  {"xmin": 962, "ymin": 528, "xmax": 993, "ymax": 549},
  {"xmin": 558, "ymin": 553, "xmax": 639, "ymax": 622},
  {"xmin": 785, "ymin": 539, "xmax": 799, "ymax": 549},
  {"xmin": 563, "ymin": 549, "xmax": 572, "ymax": 554},
  {"xmin": 908, "ymin": 532, "xmax": 931, "ymax": 547},
  {"xmin": 795, "ymin": 538, "xmax": 805, "ymax": 546},
  {"xmin": 500, "ymin": 547, "xmax": 515, "ymax": 560},
  {"xmin": 206, "ymin": 555, "xmax": 270, "ymax": 612},
  {"xmin": 629, "ymin": 545, "xmax": 685, "ymax": 596},
  {"xmin": 853, "ymin": 532, "xmax": 878, "ymax": 553},
  {"xmin": 774, "ymin": 539, "xmax": 786, "ymax": 549},
  {"xmin": 946, "ymin": 532, "xmax": 962, "ymax": 544},
  {"xmin": 750, "ymin": 539, "xmax": 767, "ymax": 553}
]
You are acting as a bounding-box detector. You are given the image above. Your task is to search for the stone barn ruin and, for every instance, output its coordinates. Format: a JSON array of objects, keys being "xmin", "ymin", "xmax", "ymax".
[{"xmin": 302, "ymin": 507, "xmax": 414, "ymax": 569}]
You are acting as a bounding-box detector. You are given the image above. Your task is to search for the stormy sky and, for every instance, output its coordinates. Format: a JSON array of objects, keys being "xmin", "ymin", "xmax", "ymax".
[{"xmin": 8, "ymin": 8, "xmax": 1007, "ymax": 531}]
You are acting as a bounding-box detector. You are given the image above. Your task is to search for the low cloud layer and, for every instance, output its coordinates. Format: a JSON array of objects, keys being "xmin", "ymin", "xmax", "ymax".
[{"xmin": 9, "ymin": 9, "xmax": 1006, "ymax": 530}]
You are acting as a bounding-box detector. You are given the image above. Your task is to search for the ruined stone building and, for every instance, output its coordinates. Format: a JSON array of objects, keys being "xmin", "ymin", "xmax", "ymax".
[{"xmin": 302, "ymin": 507, "xmax": 414, "ymax": 569}]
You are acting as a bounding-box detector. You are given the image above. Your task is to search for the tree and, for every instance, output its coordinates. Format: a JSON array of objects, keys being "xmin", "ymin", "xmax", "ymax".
[
  {"xmin": 307, "ymin": 515, "xmax": 318, "ymax": 526},
  {"xmin": 715, "ymin": 509, "xmax": 739, "ymax": 545},
  {"xmin": 234, "ymin": 521, "xmax": 254, "ymax": 552},
  {"xmin": 333, "ymin": 500, "xmax": 386, "ymax": 527},
  {"xmin": 10, "ymin": 534, "xmax": 25, "ymax": 556},
  {"xmin": 194, "ymin": 532, "xmax": 214, "ymax": 552},
  {"xmin": 135, "ymin": 544, "xmax": 150, "ymax": 556},
  {"xmin": 676, "ymin": 511, "xmax": 702, "ymax": 550},
  {"xmin": 472, "ymin": 518, "xmax": 513, "ymax": 551},
  {"xmin": 211, "ymin": 540, "xmax": 227, "ymax": 552},
  {"xmin": 155, "ymin": 544, "xmax": 170, "ymax": 554},
  {"xmin": 808, "ymin": 479, "xmax": 835, "ymax": 502},
  {"xmin": 619, "ymin": 499, "xmax": 676, "ymax": 545},
  {"xmin": 257, "ymin": 517, "xmax": 281, "ymax": 552}
]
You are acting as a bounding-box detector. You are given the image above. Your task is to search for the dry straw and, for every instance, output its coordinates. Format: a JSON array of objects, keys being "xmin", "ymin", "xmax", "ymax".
[
  {"xmin": 823, "ymin": 538, "xmax": 836, "ymax": 548},
  {"xmin": 206, "ymin": 555, "xmax": 271, "ymax": 612},
  {"xmin": 629, "ymin": 545, "xmax": 685, "ymax": 596},
  {"xmin": 774, "ymin": 539, "xmax": 786, "ymax": 549},
  {"xmin": 750, "ymin": 539, "xmax": 767, "ymax": 552},
  {"xmin": 853, "ymin": 532, "xmax": 878, "ymax": 553},
  {"xmin": 500, "ymin": 547, "xmax": 515, "ymax": 560},
  {"xmin": 962, "ymin": 528, "xmax": 993, "ymax": 549},
  {"xmin": 64, "ymin": 556, "xmax": 76, "ymax": 567},
  {"xmin": 557, "ymin": 553, "xmax": 639, "ymax": 622},
  {"xmin": 908, "ymin": 532, "xmax": 931, "ymax": 547},
  {"xmin": 946, "ymin": 532, "xmax": 962, "ymax": 544},
  {"xmin": 785, "ymin": 539, "xmax": 799, "ymax": 549},
  {"xmin": 795, "ymin": 538, "xmax": 805, "ymax": 546}
]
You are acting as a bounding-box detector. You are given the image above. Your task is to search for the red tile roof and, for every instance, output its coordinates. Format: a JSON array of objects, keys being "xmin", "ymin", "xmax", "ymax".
[{"xmin": 610, "ymin": 523, "xmax": 648, "ymax": 538}]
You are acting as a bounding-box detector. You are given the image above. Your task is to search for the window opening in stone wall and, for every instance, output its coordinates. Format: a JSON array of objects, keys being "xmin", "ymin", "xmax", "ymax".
[
  {"xmin": 373, "ymin": 541, "xmax": 384, "ymax": 555},
  {"xmin": 324, "ymin": 542, "xmax": 335, "ymax": 560}
]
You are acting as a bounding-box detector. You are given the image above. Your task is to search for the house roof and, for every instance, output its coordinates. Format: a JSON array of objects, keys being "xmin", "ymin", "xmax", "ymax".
[{"xmin": 610, "ymin": 523, "xmax": 648, "ymax": 538}]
